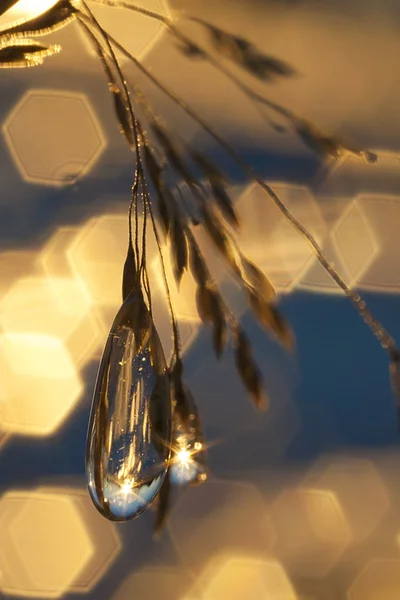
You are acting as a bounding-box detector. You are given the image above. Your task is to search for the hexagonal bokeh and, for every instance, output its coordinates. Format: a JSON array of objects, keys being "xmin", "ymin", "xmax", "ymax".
[
  {"xmin": 348, "ymin": 558, "xmax": 400, "ymax": 600},
  {"xmin": 113, "ymin": 566, "xmax": 193, "ymax": 600},
  {"xmin": 331, "ymin": 199, "xmax": 378, "ymax": 286},
  {"xmin": 0, "ymin": 275, "xmax": 102, "ymax": 367},
  {"xmin": 0, "ymin": 332, "xmax": 83, "ymax": 436},
  {"xmin": 0, "ymin": 250, "xmax": 37, "ymax": 299},
  {"xmin": 82, "ymin": 0, "xmax": 170, "ymax": 63},
  {"xmin": 40, "ymin": 226, "xmax": 81, "ymax": 279},
  {"xmin": 0, "ymin": 276, "xmax": 91, "ymax": 338},
  {"xmin": 67, "ymin": 215, "xmax": 128, "ymax": 306},
  {"xmin": 168, "ymin": 479, "xmax": 275, "ymax": 573},
  {"xmin": 3, "ymin": 90, "xmax": 106, "ymax": 186},
  {"xmin": 235, "ymin": 182, "xmax": 326, "ymax": 293},
  {"xmin": 297, "ymin": 196, "xmax": 354, "ymax": 294},
  {"xmin": 349, "ymin": 193, "xmax": 400, "ymax": 292},
  {"xmin": 67, "ymin": 213, "xmax": 199, "ymax": 357},
  {"xmin": 271, "ymin": 487, "xmax": 352, "ymax": 578},
  {"xmin": 151, "ymin": 239, "xmax": 199, "ymax": 322},
  {"xmin": 303, "ymin": 456, "xmax": 390, "ymax": 543},
  {"xmin": 0, "ymin": 487, "xmax": 121, "ymax": 598},
  {"xmin": 192, "ymin": 555, "xmax": 298, "ymax": 600},
  {"xmin": 300, "ymin": 151, "xmax": 400, "ymax": 294},
  {"xmin": 36, "ymin": 487, "xmax": 121, "ymax": 594},
  {"xmin": 39, "ymin": 227, "xmax": 107, "ymax": 365},
  {"xmin": 295, "ymin": 579, "xmax": 342, "ymax": 600}
]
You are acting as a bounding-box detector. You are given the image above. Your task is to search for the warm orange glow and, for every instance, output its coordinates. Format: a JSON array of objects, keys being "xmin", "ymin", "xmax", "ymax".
[
  {"xmin": 81, "ymin": 0, "xmax": 170, "ymax": 63},
  {"xmin": 0, "ymin": 274, "xmax": 103, "ymax": 367},
  {"xmin": 113, "ymin": 566, "xmax": 192, "ymax": 600},
  {"xmin": 36, "ymin": 487, "xmax": 121, "ymax": 593},
  {"xmin": 301, "ymin": 488, "xmax": 352, "ymax": 544},
  {"xmin": 0, "ymin": 488, "xmax": 94, "ymax": 598},
  {"xmin": 39, "ymin": 228, "xmax": 106, "ymax": 366},
  {"xmin": 0, "ymin": 0, "xmax": 57, "ymax": 18},
  {"xmin": 0, "ymin": 250, "xmax": 37, "ymax": 299},
  {"xmin": 40, "ymin": 226, "xmax": 81, "ymax": 279},
  {"xmin": 3, "ymin": 90, "xmax": 106, "ymax": 186},
  {"xmin": 0, "ymin": 1, "xmax": 60, "ymax": 27},
  {"xmin": 0, "ymin": 276, "xmax": 91, "ymax": 338},
  {"xmin": 151, "ymin": 242, "xmax": 199, "ymax": 321},
  {"xmin": 271, "ymin": 487, "xmax": 352, "ymax": 578},
  {"xmin": 348, "ymin": 558, "xmax": 400, "ymax": 600},
  {"xmin": 148, "ymin": 247, "xmax": 199, "ymax": 357},
  {"xmin": 176, "ymin": 448, "xmax": 192, "ymax": 465},
  {"xmin": 0, "ymin": 333, "xmax": 83, "ymax": 436},
  {"xmin": 67, "ymin": 214, "xmax": 131, "ymax": 306},
  {"xmin": 67, "ymin": 213, "xmax": 199, "ymax": 356},
  {"xmin": 194, "ymin": 555, "xmax": 298, "ymax": 600},
  {"xmin": 304, "ymin": 456, "xmax": 390, "ymax": 542},
  {"xmin": 0, "ymin": 486, "xmax": 121, "ymax": 598},
  {"xmin": 169, "ymin": 480, "xmax": 275, "ymax": 572}
]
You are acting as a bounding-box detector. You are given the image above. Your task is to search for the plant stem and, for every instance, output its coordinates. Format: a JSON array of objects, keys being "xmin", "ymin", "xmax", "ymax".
[
  {"xmin": 89, "ymin": 0, "xmax": 293, "ymax": 124},
  {"xmin": 106, "ymin": 33, "xmax": 398, "ymax": 357},
  {"xmin": 79, "ymin": 1, "xmax": 145, "ymax": 278}
]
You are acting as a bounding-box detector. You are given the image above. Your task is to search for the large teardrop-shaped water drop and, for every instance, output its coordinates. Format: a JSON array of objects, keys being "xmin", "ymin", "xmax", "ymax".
[{"xmin": 86, "ymin": 290, "xmax": 172, "ymax": 522}]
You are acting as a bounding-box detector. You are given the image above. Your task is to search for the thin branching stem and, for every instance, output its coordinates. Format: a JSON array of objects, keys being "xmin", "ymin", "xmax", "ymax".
[
  {"xmin": 79, "ymin": 1, "xmax": 146, "ymax": 279},
  {"xmin": 89, "ymin": 0, "xmax": 292, "ymax": 123},
  {"xmin": 77, "ymin": 19, "xmax": 137, "ymax": 271},
  {"xmin": 105, "ymin": 33, "xmax": 398, "ymax": 357},
  {"xmin": 144, "ymin": 183, "xmax": 181, "ymax": 359},
  {"xmin": 131, "ymin": 113, "xmax": 182, "ymax": 358}
]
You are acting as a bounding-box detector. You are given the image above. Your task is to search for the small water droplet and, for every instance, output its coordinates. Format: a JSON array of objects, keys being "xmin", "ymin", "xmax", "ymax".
[
  {"xmin": 169, "ymin": 387, "xmax": 206, "ymax": 487},
  {"xmin": 86, "ymin": 291, "xmax": 172, "ymax": 521}
]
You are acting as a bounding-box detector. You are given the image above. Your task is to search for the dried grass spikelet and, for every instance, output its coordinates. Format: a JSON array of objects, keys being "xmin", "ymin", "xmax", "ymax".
[
  {"xmin": 233, "ymin": 324, "xmax": 268, "ymax": 410},
  {"xmin": 0, "ymin": 38, "xmax": 61, "ymax": 68},
  {"xmin": 170, "ymin": 208, "xmax": 188, "ymax": 285},
  {"xmin": 294, "ymin": 118, "xmax": 378, "ymax": 163},
  {"xmin": 193, "ymin": 18, "xmax": 296, "ymax": 82},
  {"xmin": 191, "ymin": 151, "xmax": 239, "ymax": 228}
]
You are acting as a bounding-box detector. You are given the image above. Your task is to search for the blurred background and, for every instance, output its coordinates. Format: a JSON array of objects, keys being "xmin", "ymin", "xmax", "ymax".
[{"xmin": 1, "ymin": 0, "xmax": 400, "ymax": 598}]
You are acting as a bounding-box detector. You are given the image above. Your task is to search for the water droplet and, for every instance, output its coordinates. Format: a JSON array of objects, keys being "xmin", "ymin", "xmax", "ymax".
[
  {"xmin": 169, "ymin": 386, "xmax": 207, "ymax": 487},
  {"xmin": 86, "ymin": 290, "xmax": 172, "ymax": 521}
]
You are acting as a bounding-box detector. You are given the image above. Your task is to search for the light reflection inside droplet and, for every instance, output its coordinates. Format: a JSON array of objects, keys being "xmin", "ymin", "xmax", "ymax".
[
  {"xmin": 169, "ymin": 437, "xmax": 207, "ymax": 486},
  {"xmin": 168, "ymin": 385, "xmax": 207, "ymax": 487},
  {"xmin": 102, "ymin": 476, "xmax": 164, "ymax": 520}
]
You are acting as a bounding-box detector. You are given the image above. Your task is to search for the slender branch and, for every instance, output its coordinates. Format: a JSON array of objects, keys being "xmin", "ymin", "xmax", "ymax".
[
  {"xmin": 89, "ymin": 0, "xmax": 377, "ymax": 164},
  {"xmin": 105, "ymin": 33, "xmax": 398, "ymax": 356},
  {"xmin": 144, "ymin": 183, "xmax": 182, "ymax": 359},
  {"xmin": 131, "ymin": 112, "xmax": 182, "ymax": 358},
  {"xmin": 79, "ymin": 1, "xmax": 145, "ymax": 278},
  {"xmin": 88, "ymin": 0, "xmax": 165, "ymax": 23},
  {"xmin": 88, "ymin": 0, "xmax": 292, "ymax": 123}
]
